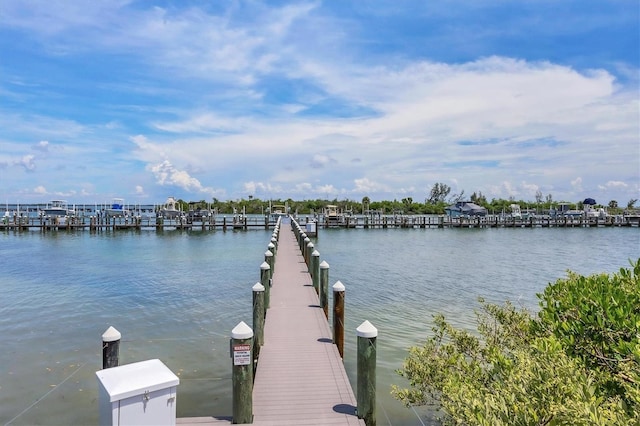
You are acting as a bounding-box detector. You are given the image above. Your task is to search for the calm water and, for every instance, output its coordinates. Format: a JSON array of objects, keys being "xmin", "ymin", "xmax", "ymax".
[{"xmin": 1, "ymin": 225, "xmax": 638, "ymax": 425}]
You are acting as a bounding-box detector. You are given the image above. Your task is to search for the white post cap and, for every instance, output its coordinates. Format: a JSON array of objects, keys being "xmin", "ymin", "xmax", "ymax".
[
  {"xmin": 102, "ymin": 326, "xmax": 121, "ymax": 342},
  {"xmin": 333, "ymin": 280, "xmax": 345, "ymax": 292},
  {"xmin": 264, "ymin": 250, "xmax": 273, "ymax": 257},
  {"xmin": 311, "ymin": 249, "xmax": 320, "ymax": 257},
  {"xmin": 320, "ymin": 260, "xmax": 330, "ymax": 269},
  {"xmin": 252, "ymin": 282, "xmax": 265, "ymax": 292},
  {"xmin": 356, "ymin": 320, "xmax": 378, "ymax": 338},
  {"xmin": 268, "ymin": 242, "xmax": 275, "ymax": 249},
  {"xmin": 231, "ymin": 321, "xmax": 254, "ymax": 339},
  {"xmin": 260, "ymin": 261, "xmax": 271, "ymax": 270}
]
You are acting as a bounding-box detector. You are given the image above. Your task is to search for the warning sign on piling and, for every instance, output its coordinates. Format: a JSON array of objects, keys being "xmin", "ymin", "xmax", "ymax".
[{"xmin": 233, "ymin": 344, "xmax": 251, "ymax": 366}]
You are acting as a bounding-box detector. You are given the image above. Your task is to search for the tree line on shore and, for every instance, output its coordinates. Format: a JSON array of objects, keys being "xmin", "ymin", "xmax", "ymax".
[{"xmin": 179, "ymin": 183, "xmax": 638, "ymax": 216}]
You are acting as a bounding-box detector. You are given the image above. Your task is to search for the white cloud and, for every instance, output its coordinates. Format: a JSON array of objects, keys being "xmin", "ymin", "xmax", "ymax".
[
  {"xmin": 33, "ymin": 140, "xmax": 49, "ymax": 152},
  {"xmin": 17, "ymin": 154, "xmax": 36, "ymax": 171},
  {"xmin": 571, "ymin": 177, "xmax": 584, "ymax": 193},
  {"xmin": 148, "ymin": 160, "xmax": 224, "ymax": 197}
]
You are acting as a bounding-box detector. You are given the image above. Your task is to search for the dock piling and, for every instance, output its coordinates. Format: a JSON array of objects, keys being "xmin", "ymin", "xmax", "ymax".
[
  {"xmin": 319, "ymin": 261, "xmax": 330, "ymax": 319},
  {"xmin": 231, "ymin": 321, "xmax": 254, "ymax": 424},
  {"xmin": 260, "ymin": 262, "xmax": 271, "ymax": 309},
  {"xmin": 356, "ymin": 320, "xmax": 377, "ymax": 426},
  {"xmin": 252, "ymin": 283, "xmax": 265, "ymax": 362},
  {"xmin": 101, "ymin": 326, "xmax": 121, "ymax": 369},
  {"xmin": 311, "ymin": 250, "xmax": 320, "ymax": 294},
  {"xmin": 333, "ymin": 281, "xmax": 345, "ymax": 358}
]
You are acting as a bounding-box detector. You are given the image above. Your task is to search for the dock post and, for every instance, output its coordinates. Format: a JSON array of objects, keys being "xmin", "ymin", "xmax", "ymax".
[
  {"xmin": 319, "ymin": 261, "xmax": 330, "ymax": 319},
  {"xmin": 231, "ymin": 321, "xmax": 253, "ymax": 424},
  {"xmin": 267, "ymin": 242, "xmax": 276, "ymax": 271},
  {"xmin": 299, "ymin": 232, "xmax": 307, "ymax": 252},
  {"xmin": 260, "ymin": 262, "xmax": 271, "ymax": 309},
  {"xmin": 356, "ymin": 320, "xmax": 377, "ymax": 426},
  {"xmin": 305, "ymin": 241, "xmax": 313, "ymax": 267},
  {"xmin": 101, "ymin": 326, "xmax": 121, "ymax": 369},
  {"xmin": 311, "ymin": 250, "xmax": 320, "ymax": 294},
  {"xmin": 264, "ymin": 249, "xmax": 274, "ymax": 280},
  {"xmin": 252, "ymin": 282, "xmax": 265, "ymax": 361},
  {"xmin": 332, "ymin": 281, "xmax": 345, "ymax": 358}
]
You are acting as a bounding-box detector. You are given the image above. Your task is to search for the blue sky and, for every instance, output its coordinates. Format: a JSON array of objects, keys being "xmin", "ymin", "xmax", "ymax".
[{"xmin": 1, "ymin": 0, "xmax": 638, "ymax": 205}]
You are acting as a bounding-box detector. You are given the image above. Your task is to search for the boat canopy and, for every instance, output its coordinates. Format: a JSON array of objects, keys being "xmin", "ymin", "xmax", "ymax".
[{"xmin": 444, "ymin": 201, "xmax": 488, "ymax": 217}]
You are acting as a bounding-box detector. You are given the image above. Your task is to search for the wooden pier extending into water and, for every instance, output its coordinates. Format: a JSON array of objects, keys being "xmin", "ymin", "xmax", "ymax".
[{"xmin": 178, "ymin": 219, "xmax": 365, "ymax": 425}]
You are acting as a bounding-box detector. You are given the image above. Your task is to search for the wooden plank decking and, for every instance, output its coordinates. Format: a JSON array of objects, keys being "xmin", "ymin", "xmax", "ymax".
[{"xmin": 180, "ymin": 220, "xmax": 364, "ymax": 425}]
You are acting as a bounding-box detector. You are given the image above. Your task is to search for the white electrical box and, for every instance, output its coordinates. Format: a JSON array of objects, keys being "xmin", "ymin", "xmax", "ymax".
[
  {"xmin": 305, "ymin": 221, "xmax": 317, "ymax": 235},
  {"xmin": 96, "ymin": 359, "xmax": 179, "ymax": 426}
]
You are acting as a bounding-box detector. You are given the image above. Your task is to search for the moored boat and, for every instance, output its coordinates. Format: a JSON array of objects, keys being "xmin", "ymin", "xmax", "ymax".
[
  {"xmin": 104, "ymin": 198, "xmax": 129, "ymax": 217},
  {"xmin": 444, "ymin": 201, "xmax": 487, "ymax": 217},
  {"xmin": 42, "ymin": 200, "xmax": 74, "ymax": 217},
  {"xmin": 160, "ymin": 196, "xmax": 182, "ymax": 219}
]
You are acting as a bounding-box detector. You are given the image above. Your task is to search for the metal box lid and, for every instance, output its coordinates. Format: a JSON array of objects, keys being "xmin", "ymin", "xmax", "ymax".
[{"xmin": 96, "ymin": 359, "xmax": 179, "ymax": 402}]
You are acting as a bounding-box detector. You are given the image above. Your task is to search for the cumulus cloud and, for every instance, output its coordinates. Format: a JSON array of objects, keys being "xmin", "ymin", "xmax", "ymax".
[
  {"xmin": 599, "ymin": 180, "xmax": 628, "ymax": 189},
  {"xmin": 353, "ymin": 178, "xmax": 390, "ymax": 193},
  {"xmin": 243, "ymin": 181, "xmax": 282, "ymax": 196},
  {"xmin": 571, "ymin": 177, "xmax": 584, "ymax": 192},
  {"xmin": 17, "ymin": 154, "xmax": 36, "ymax": 171},
  {"xmin": 148, "ymin": 160, "xmax": 224, "ymax": 197},
  {"xmin": 32, "ymin": 140, "xmax": 49, "ymax": 152}
]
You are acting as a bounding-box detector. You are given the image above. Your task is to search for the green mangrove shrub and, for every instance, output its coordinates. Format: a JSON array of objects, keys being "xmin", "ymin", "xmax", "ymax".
[{"xmin": 392, "ymin": 259, "xmax": 640, "ymax": 425}]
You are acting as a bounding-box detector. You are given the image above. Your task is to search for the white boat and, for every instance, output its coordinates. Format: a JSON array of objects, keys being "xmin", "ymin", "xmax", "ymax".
[
  {"xmin": 161, "ymin": 197, "xmax": 182, "ymax": 219},
  {"xmin": 324, "ymin": 204, "xmax": 340, "ymax": 225},
  {"xmin": 42, "ymin": 200, "xmax": 74, "ymax": 217},
  {"xmin": 105, "ymin": 198, "xmax": 129, "ymax": 217},
  {"xmin": 509, "ymin": 204, "xmax": 522, "ymax": 219},
  {"xmin": 583, "ymin": 198, "xmax": 607, "ymax": 219},
  {"xmin": 233, "ymin": 207, "xmax": 246, "ymax": 229},
  {"xmin": 268, "ymin": 203, "xmax": 288, "ymax": 222}
]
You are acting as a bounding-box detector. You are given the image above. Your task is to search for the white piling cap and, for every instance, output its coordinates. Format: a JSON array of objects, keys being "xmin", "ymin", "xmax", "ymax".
[
  {"xmin": 307, "ymin": 242, "xmax": 314, "ymax": 248},
  {"xmin": 333, "ymin": 280, "xmax": 345, "ymax": 292},
  {"xmin": 264, "ymin": 250, "xmax": 273, "ymax": 257},
  {"xmin": 260, "ymin": 261, "xmax": 271, "ymax": 270},
  {"xmin": 268, "ymin": 242, "xmax": 275, "ymax": 249},
  {"xmin": 102, "ymin": 326, "xmax": 121, "ymax": 342},
  {"xmin": 304, "ymin": 237, "xmax": 311, "ymax": 243},
  {"xmin": 252, "ymin": 282, "xmax": 265, "ymax": 292},
  {"xmin": 231, "ymin": 321, "xmax": 254, "ymax": 339},
  {"xmin": 356, "ymin": 320, "xmax": 378, "ymax": 338},
  {"xmin": 320, "ymin": 260, "xmax": 330, "ymax": 269},
  {"xmin": 301, "ymin": 233, "xmax": 307, "ymax": 238},
  {"xmin": 311, "ymin": 249, "xmax": 320, "ymax": 257}
]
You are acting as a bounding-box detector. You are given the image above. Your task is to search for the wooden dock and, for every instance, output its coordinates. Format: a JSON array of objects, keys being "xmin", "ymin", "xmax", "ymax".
[{"xmin": 179, "ymin": 219, "xmax": 364, "ymax": 425}]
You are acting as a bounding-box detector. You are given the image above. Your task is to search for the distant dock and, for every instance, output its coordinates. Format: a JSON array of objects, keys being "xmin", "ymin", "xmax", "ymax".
[
  {"xmin": 2, "ymin": 206, "xmax": 639, "ymax": 233},
  {"xmin": 0, "ymin": 214, "xmax": 273, "ymax": 232},
  {"xmin": 305, "ymin": 213, "xmax": 640, "ymax": 229}
]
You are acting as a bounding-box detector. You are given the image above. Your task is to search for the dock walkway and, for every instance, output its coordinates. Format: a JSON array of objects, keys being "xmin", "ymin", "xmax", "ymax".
[{"xmin": 179, "ymin": 220, "xmax": 364, "ymax": 425}]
